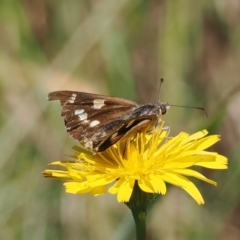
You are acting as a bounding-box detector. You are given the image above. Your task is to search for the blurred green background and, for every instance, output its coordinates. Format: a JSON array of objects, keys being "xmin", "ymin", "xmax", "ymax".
[{"xmin": 0, "ymin": 0, "xmax": 239, "ymax": 239}]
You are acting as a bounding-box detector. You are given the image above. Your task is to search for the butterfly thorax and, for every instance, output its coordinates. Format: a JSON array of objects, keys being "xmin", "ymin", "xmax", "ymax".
[{"xmin": 132, "ymin": 101, "xmax": 169, "ymax": 118}]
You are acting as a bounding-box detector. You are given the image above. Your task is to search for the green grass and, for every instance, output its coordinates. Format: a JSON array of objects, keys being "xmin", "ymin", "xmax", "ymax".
[{"xmin": 0, "ymin": 0, "xmax": 239, "ymax": 239}]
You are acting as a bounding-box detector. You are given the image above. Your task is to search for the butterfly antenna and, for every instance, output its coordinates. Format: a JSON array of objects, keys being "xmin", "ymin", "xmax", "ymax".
[
  {"xmin": 157, "ymin": 78, "xmax": 164, "ymax": 101},
  {"xmin": 168, "ymin": 104, "xmax": 208, "ymax": 117},
  {"xmin": 156, "ymin": 79, "xmax": 207, "ymax": 117}
]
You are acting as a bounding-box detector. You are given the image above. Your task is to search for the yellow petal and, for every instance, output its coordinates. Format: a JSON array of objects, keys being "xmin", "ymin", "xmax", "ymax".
[
  {"xmin": 117, "ymin": 179, "xmax": 135, "ymax": 202},
  {"xmin": 64, "ymin": 182, "xmax": 90, "ymax": 194},
  {"xmin": 138, "ymin": 178, "xmax": 155, "ymax": 193},
  {"xmin": 160, "ymin": 173, "xmax": 205, "ymax": 204},
  {"xmin": 148, "ymin": 175, "xmax": 166, "ymax": 194},
  {"xmin": 174, "ymin": 169, "xmax": 217, "ymax": 185}
]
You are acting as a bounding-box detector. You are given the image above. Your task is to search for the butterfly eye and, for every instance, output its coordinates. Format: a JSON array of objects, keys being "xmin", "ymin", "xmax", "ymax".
[{"xmin": 161, "ymin": 105, "xmax": 170, "ymax": 115}]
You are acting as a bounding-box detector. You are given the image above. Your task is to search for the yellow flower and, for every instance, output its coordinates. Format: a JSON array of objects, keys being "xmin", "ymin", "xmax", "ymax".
[{"xmin": 43, "ymin": 124, "xmax": 228, "ymax": 204}]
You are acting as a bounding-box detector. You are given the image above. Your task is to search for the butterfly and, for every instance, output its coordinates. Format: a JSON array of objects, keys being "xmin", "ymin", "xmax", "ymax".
[{"xmin": 48, "ymin": 90, "xmax": 170, "ymax": 152}]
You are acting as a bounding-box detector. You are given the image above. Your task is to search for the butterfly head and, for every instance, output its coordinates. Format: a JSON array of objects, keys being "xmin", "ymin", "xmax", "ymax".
[{"xmin": 157, "ymin": 101, "xmax": 170, "ymax": 115}]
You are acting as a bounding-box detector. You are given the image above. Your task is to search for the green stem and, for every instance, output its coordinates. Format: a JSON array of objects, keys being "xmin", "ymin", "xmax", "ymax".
[
  {"xmin": 131, "ymin": 207, "xmax": 147, "ymax": 240},
  {"xmin": 125, "ymin": 182, "xmax": 154, "ymax": 240}
]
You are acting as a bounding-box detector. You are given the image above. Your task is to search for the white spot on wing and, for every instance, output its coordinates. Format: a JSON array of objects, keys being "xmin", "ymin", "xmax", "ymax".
[
  {"xmin": 78, "ymin": 112, "xmax": 88, "ymax": 120},
  {"xmin": 85, "ymin": 141, "xmax": 93, "ymax": 149},
  {"xmin": 126, "ymin": 120, "xmax": 135, "ymax": 128},
  {"xmin": 69, "ymin": 93, "xmax": 77, "ymax": 103},
  {"xmin": 89, "ymin": 120, "xmax": 100, "ymax": 127},
  {"xmin": 93, "ymin": 99, "xmax": 105, "ymax": 109},
  {"xmin": 135, "ymin": 119, "xmax": 151, "ymax": 126},
  {"xmin": 75, "ymin": 109, "xmax": 84, "ymax": 115},
  {"xmin": 83, "ymin": 120, "xmax": 89, "ymax": 124},
  {"xmin": 110, "ymin": 132, "xmax": 118, "ymax": 139}
]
